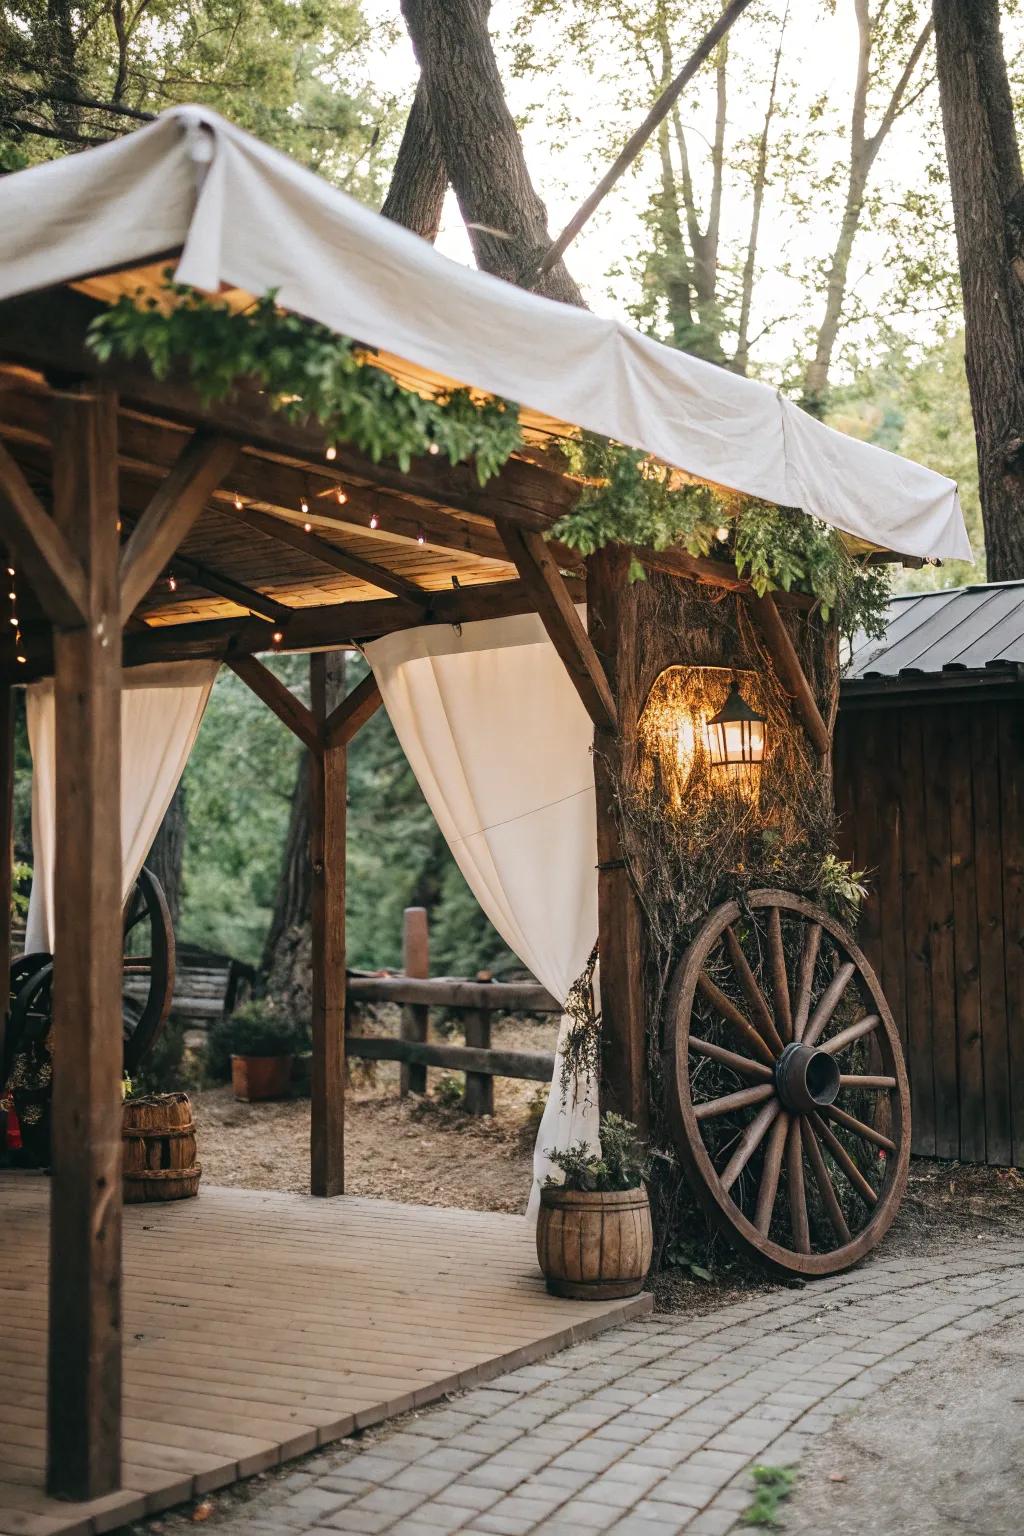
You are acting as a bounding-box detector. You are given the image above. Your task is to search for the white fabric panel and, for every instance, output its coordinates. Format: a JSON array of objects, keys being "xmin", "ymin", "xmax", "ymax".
[
  {"xmin": 25, "ymin": 661, "xmax": 218, "ymax": 954},
  {"xmin": 0, "ymin": 105, "xmax": 971, "ymax": 563},
  {"xmin": 365, "ymin": 614, "xmax": 600, "ymax": 1216}
]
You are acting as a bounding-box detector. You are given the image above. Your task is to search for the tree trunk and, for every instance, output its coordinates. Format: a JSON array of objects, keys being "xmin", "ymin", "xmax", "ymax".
[
  {"xmin": 145, "ymin": 782, "xmax": 187, "ymax": 927},
  {"xmin": 400, "ymin": 0, "xmax": 585, "ymax": 307},
  {"xmin": 933, "ymin": 0, "xmax": 1024, "ymax": 579},
  {"xmin": 380, "ymin": 76, "xmax": 448, "ymax": 240}
]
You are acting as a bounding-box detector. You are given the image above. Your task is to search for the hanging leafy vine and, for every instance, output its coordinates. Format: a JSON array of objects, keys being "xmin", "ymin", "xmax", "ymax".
[{"xmin": 87, "ymin": 280, "xmax": 890, "ymax": 636}]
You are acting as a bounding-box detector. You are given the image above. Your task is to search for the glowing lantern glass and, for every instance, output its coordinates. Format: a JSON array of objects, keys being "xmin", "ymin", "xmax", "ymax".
[{"xmin": 704, "ymin": 680, "xmax": 766, "ymax": 777}]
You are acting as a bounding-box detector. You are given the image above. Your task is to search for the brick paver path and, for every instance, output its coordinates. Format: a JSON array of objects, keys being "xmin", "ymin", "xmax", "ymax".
[{"xmin": 149, "ymin": 1238, "xmax": 1024, "ymax": 1536}]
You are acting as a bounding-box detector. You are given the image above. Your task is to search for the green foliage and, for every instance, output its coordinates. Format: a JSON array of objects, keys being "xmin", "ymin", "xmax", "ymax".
[
  {"xmin": 816, "ymin": 853, "xmax": 870, "ymax": 928},
  {"xmin": 432, "ymin": 1074, "xmax": 466, "ymax": 1111},
  {"xmin": 741, "ymin": 1465, "xmax": 797, "ymax": 1528},
  {"xmin": 87, "ymin": 281, "xmax": 524, "ymax": 485},
  {"xmin": 550, "ymin": 434, "xmax": 892, "ymax": 640},
  {"xmin": 546, "ymin": 1113, "xmax": 651, "ymax": 1193},
  {"xmin": 131, "ymin": 1018, "xmax": 195, "ymax": 1096},
  {"xmin": 205, "ymin": 997, "xmax": 304, "ymax": 1080},
  {"xmin": 10, "ymin": 862, "xmax": 30, "ymax": 922}
]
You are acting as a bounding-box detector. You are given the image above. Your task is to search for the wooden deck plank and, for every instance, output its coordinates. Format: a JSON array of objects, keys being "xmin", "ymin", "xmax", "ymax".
[{"xmin": 0, "ymin": 1177, "xmax": 651, "ymax": 1536}]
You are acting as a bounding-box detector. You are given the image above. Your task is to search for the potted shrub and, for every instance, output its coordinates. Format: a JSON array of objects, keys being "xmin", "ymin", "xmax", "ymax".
[
  {"xmin": 537, "ymin": 1113, "xmax": 654, "ymax": 1300},
  {"xmin": 221, "ymin": 1001, "xmax": 301, "ymax": 1102}
]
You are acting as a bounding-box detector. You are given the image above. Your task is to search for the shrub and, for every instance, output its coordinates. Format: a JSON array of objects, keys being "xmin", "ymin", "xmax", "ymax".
[
  {"xmin": 204, "ymin": 999, "xmax": 305, "ymax": 1083},
  {"xmin": 545, "ymin": 1112, "xmax": 651, "ymax": 1193}
]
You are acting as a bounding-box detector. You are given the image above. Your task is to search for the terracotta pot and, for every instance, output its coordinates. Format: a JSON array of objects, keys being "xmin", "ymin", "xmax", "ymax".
[
  {"xmin": 537, "ymin": 1185, "xmax": 653, "ymax": 1300},
  {"xmin": 231, "ymin": 1053, "xmax": 294, "ymax": 1102}
]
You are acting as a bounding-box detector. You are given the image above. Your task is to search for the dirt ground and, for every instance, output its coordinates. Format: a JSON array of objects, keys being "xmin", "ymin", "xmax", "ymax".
[{"xmin": 783, "ymin": 1314, "xmax": 1024, "ymax": 1536}]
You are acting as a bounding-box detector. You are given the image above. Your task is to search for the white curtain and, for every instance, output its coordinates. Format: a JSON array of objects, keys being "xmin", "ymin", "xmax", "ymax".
[
  {"xmin": 364, "ymin": 612, "xmax": 600, "ymax": 1217},
  {"xmin": 25, "ymin": 660, "xmax": 219, "ymax": 954}
]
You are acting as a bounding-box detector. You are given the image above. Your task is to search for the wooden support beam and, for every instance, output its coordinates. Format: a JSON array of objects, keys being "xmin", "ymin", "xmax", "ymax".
[
  {"xmin": 0, "ymin": 437, "xmax": 89, "ymax": 627},
  {"xmin": 157, "ymin": 547, "xmax": 293, "ymax": 624},
  {"xmin": 119, "ymin": 431, "xmax": 238, "ymax": 621},
  {"xmin": 224, "ymin": 502, "xmax": 432, "ymax": 605},
  {"xmin": 400, "ymin": 906, "xmax": 429, "ymax": 1097},
  {"xmin": 498, "ymin": 520, "xmax": 616, "ymax": 731},
  {"xmin": 747, "ymin": 591, "xmax": 831, "ymax": 760},
  {"xmin": 228, "ymin": 656, "xmax": 319, "ymax": 753},
  {"xmin": 47, "ymin": 382, "xmax": 123, "ymax": 1501},
  {"xmin": 587, "ymin": 547, "xmax": 648, "ymax": 1131},
  {"xmin": 324, "ymin": 670, "xmax": 383, "ymax": 748},
  {"xmin": 309, "ymin": 653, "xmax": 346, "ymax": 1196},
  {"xmin": 0, "ymin": 683, "xmax": 13, "ymax": 1066}
]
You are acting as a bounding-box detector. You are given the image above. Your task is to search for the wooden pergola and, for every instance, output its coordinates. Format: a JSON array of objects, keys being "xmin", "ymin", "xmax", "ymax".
[{"xmin": 0, "ymin": 274, "xmax": 836, "ymax": 1504}]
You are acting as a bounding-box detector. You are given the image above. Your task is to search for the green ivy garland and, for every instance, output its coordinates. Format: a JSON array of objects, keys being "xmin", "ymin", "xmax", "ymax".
[{"xmin": 86, "ymin": 280, "xmax": 890, "ymax": 637}]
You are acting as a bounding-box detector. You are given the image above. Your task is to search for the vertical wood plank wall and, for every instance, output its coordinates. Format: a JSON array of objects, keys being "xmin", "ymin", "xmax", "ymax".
[{"xmin": 835, "ymin": 699, "xmax": 1024, "ymax": 1167}]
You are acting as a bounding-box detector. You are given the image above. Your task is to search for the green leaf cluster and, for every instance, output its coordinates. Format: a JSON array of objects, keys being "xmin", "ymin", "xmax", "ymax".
[
  {"xmin": 87, "ymin": 281, "xmax": 523, "ymax": 485},
  {"xmin": 545, "ymin": 1112, "xmax": 651, "ymax": 1193}
]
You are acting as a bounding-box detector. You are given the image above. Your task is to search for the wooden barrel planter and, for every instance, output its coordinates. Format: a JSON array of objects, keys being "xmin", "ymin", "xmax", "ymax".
[
  {"xmin": 123, "ymin": 1092, "xmax": 201, "ymax": 1203},
  {"xmin": 537, "ymin": 1186, "xmax": 653, "ymax": 1300}
]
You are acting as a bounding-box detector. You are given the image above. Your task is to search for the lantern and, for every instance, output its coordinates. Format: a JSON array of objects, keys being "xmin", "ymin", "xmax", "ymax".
[{"xmin": 705, "ymin": 679, "xmax": 766, "ymax": 776}]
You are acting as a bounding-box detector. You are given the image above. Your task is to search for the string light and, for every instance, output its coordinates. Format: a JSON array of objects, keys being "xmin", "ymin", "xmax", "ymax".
[
  {"xmin": 325, "ymin": 446, "xmax": 337, "ymax": 461},
  {"xmin": 234, "ymin": 493, "xmax": 243, "ymax": 511},
  {"xmin": 272, "ymin": 629, "xmax": 284, "ymax": 645},
  {"xmin": 369, "ymin": 512, "xmax": 379, "ymax": 530},
  {"xmin": 300, "ymin": 495, "xmax": 310, "ymax": 515},
  {"xmin": 303, "ymin": 521, "xmax": 312, "ymax": 534},
  {"xmin": 716, "ymin": 526, "xmax": 729, "ymax": 543},
  {"xmin": 334, "ymin": 487, "xmax": 348, "ymax": 506},
  {"xmin": 416, "ymin": 527, "xmax": 426, "ymax": 545},
  {"xmin": 428, "ymin": 442, "xmax": 440, "ymax": 456},
  {"xmin": 6, "ymin": 560, "xmax": 25, "ymax": 667},
  {"xmin": 168, "ymin": 572, "xmax": 178, "ymax": 593}
]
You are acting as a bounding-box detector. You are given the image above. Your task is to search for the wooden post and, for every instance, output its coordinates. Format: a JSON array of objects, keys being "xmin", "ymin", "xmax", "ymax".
[
  {"xmin": 463, "ymin": 1006, "xmax": 493, "ymax": 1116},
  {"xmin": 47, "ymin": 383, "xmax": 124, "ymax": 1500},
  {"xmin": 0, "ymin": 683, "xmax": 13, "ymax": 1066},
  {"xmin": 587, "ymin": 548, "xmax": 648, "ymax": 1132},
  {"xmin": 309, "ymin": 653, "xmax": 346, "ymax": 1197},
  {"xmin": 400, "ymin": 906, "xmax": 429, "ymax": 1096}
]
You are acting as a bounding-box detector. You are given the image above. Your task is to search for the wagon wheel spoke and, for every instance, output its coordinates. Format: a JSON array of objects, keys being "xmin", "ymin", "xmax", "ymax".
[
  {"xmin": 801, "ymin": 960, "xmax": 858, "ymax": 1049},
  {"xmin": 720, "ymin": 1098, "xmax": 781, "ymax": 1191},
  {"xmin": 791, "ymin": 920, "xmax": 821, "ymax": 1042},
  {"xmin": 822, "ymin": 1102, "xmax": 896, "ymax": 1154},
  {"xmin": 821, "ymin": 1013, "xmax": 881, "ymax": 1056},
  {"xmin": 838, "ymin": 1073, "xmax": 896, "ymax": 1090},
  {"xmin": 811, "ymin": 1113, "xmax": 879, "ymax": 1206},
  {"xmin": 689, "ymin": 1037, "xmax": 774, "ymax": 1081},
  {"xmin": 723, "ymin": 926, "xmax": 785, "ymax": 1055},
  {"xmin": 754, "ymin": 1110, "xmax": 790, "ymax": 1235},
  {"xmin": 767, "ymin": 905, "xmax": 792, "ymax": 1043},
  {"xmin": 785, "ymin": 1116, "xmax": 810, "ymax": 1254},
  {"xmin": 696, "ymin": 972, "xmax": 776, "ymax": 1068},
  {"xmin": 694, "ymin": 1083, "xmax": 776, "ymax": 1121},
  {"xmin": 800, "ymin": 1117, "xmax": 852, "ymax": 1245}
]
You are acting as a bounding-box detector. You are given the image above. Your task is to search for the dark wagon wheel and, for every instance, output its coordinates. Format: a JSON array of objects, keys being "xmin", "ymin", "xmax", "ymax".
[
  {"xmin": 666, "ymin": 888, "xmax": 911, "ymax": 1278},
  {"xmin": 120, "ymin": 866, "xmax": 175, "ymax": 1077}
]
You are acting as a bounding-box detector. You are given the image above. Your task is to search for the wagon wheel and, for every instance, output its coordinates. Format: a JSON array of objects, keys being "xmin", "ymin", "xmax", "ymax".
[
  {"xmin": 666, "ymin": 888, "xmax": 910, "ymax": 1278},
  {"xmin": 121, "ymin": 866, "xmax": 175, "ymax": 1077}
]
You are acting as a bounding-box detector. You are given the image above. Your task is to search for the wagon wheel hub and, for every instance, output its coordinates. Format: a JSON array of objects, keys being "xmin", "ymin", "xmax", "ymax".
[
  {"xmin": 774, "ymin": 1041, "xmax": 841, "ymax": 1114},
  {"xmin": 666, "ymin": 887, "xmax": 911, "ymax": 1278}
]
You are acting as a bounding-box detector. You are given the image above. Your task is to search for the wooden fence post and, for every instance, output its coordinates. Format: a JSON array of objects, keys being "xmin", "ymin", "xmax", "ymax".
[
  {"xmin": 400, "ymin": 906, "xmax": 429, "ymax": 1095},
  {"xmin": 463, "ymin": 1006, "xmax": 493, "ymax": 1115}
]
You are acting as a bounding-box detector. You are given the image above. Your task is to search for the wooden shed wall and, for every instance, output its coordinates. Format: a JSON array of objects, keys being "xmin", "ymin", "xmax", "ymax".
[{"xmin": 835, "ymin": 699, "xmax": 1024, "ymax": 1167}]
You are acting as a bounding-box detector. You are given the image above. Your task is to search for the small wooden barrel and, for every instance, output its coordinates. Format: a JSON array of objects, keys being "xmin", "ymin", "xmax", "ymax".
[
  {"xmin": 123, "ymin": 1092, "xmax": 201, "ymax": 1203},
  {"xmin": 537, "ymin": 1185, "xmax": 653, "ymax": 1300}
]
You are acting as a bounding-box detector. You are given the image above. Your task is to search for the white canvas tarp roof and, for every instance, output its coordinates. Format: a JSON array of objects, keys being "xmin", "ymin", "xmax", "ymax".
[{"xmin": 0, "ymin": 105, "xmax": 971, "ymax": 563}]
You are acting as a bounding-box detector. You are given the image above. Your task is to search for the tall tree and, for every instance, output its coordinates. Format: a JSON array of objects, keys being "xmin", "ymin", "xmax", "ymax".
[
  {"xmin": 932, "ymin": 0, "xmax": 1024, "ymax": 580},
  {"xmin": 146, "ymin": 783, "xmax": 187, "ymax": 926},
  {"xmin": 801, "ymin": 1, "xmax": 934, "ymax": 411}
]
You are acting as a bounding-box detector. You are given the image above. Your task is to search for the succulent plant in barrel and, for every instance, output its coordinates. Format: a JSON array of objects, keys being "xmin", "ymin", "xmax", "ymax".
[{"xmin": 537, "ymin": 1113, "xmax": 654, "ymax": 1300}]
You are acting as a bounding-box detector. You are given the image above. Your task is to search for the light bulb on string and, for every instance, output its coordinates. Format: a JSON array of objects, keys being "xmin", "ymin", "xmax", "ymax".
[
  {"xmin": 168, "ymin": 572, "xmax": 178, "ymax": 593},
  {"xmin": 335, "ymin": 487, "xmax": 348, "ymax": 506},
  {"xmin": 234, "ymin": 493, "xmax": 243, "ymax": 511},
  {"xmin": 369, "ymin": 512, "xmax": 379, "ymax": 530},
  {"xmin": 272, "ymin": 629, "xmax": 284, "ymax": 645},
  {"xmin": 303, "ymin": 521, "xmax": 312, "ymax": 534},
  {"xmin": 428, "ymin": 442, "xmax": 440, "ymax": 456},
  {"xmin": 325, "ymin": 446, "xmax": 337, "ymax": 462},
  {"xmin": 300, "ymin": 495, "xmax": 309, "ymax": 516},
  {"xmin": 416, "ymin": 527, "xmax": 426, "ymax": 545}
]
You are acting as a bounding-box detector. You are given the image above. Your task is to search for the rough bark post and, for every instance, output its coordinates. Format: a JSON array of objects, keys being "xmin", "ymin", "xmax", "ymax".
[
  {"xmin": 587, "ymin": 548, "xmax": 648, "ymax": 1131},
  {"xmin": 933, "ymin": 0, "xmax": 1024, "ymax": 579},
  {"xmin": 0, "ymin": 682, "xmax": 13, "ymax": 1064},
  {"xmin": 309, "ymin": 652, "xmax": 346, "ymax": 1196},
  {"xmin": 47, "ymin": 382, "xmax": 123, "ymax": 1499},
  {"xmin": 463, "ymin": 1005, "xmax": 493, "ymax": 1116},
  {"xmin": 146, "ymin": 781, "xmax": 187, "ymax": 926},
  {"xmin": 400, "ymin": 905, "xmax": 429, "ymax": 1096}
]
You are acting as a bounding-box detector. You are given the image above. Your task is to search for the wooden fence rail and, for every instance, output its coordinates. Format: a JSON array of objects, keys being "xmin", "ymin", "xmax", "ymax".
[{"xmin": 344, "ymin": 907, "xmax": 560, "ymax": 1115}]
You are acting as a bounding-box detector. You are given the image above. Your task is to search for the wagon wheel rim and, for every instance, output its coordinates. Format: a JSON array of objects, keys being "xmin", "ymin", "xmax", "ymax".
[
  {"xmin": 121, "ymin": 867, "xmax": 175, "ymax": 1078},
  {"xmin": 666, "ymin": 887, "xmax": 911, "ymax": 1278}
]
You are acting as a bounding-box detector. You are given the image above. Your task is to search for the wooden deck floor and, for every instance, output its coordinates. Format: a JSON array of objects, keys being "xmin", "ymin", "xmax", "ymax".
[{"xmin": 1, "ymin": 1172, "xmax": 651, "ymax": 1536}]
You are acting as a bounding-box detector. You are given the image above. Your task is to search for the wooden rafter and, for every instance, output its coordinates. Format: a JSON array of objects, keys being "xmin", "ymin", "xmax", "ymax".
[
  {"xmin": 0, "ymin": 438, "xmax": 89, "ymax": 627},
  {"xmin": 498, "ymin": 520, "xmax": 616, "ymax": 731},
  {"xmin": 227, "ymin": 656, "xmax": 319, "ymax": 752},
  {"xmin": 223, "ymin": 501, "xmax": 431, "ymax": 605},
  {"xmin": 325, "ymin": 671, "xmax": 383, "ymax": 748},
  {"xmin": 747, "ymin": 591, "xmax": 831, "ymax": 759},
  {"xmin": 119, "ymin": 430, "xmax": 238, "ymax": 621}
]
